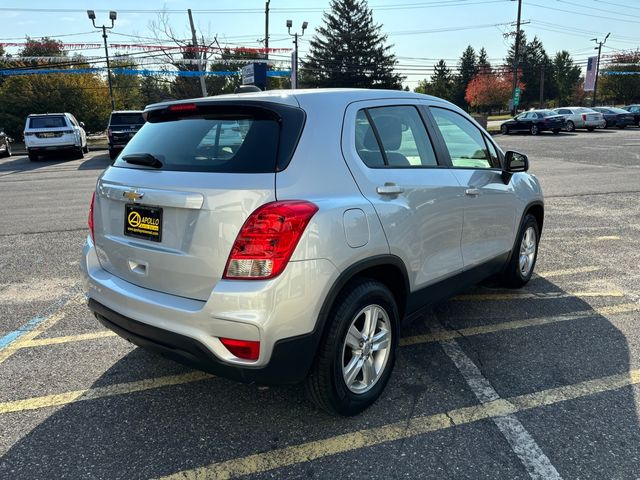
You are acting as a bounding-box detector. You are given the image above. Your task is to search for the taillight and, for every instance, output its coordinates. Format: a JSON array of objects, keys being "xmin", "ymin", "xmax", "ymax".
[
  {"xmin": 223, "ymin": 200, "xmax": 319, "ymax": 280},
  {"xmin": 168, "ymin": 103, "xmax": 198, "ymax": 113},
  {"xmin": 582, "ymin": 114, "xmax": 587, "ymax": 121},
  {"xmin": 88, "ymin": 191, "xmax": 95, "ymax": 241},
  {"xmin": 220, "ymin": 337, "xmax": 260, "ymax": 360}
]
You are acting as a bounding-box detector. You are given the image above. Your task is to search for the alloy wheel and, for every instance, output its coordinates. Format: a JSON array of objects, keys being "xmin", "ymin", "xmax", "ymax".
[{"xmin": 519, "ymin": 226, "xmax": 537, "ymax": 277}]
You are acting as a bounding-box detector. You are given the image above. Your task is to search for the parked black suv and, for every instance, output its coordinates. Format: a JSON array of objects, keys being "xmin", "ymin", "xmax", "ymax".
[{"xmin": 107, "ymin": 110, "xmax": 145, "ymax": 160}]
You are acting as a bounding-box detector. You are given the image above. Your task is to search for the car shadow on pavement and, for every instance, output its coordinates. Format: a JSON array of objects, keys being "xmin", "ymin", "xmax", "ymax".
[
  {"xmin": 0, "ymin": 154, "xmax": 74, "ymax": 172},
  {"xmin": 1, "ymin": 278, "xmax": 638, "ymax": 479},
  {"xmin": 78, "ymin": 152, "xmax": 112, "ymax": 170}
]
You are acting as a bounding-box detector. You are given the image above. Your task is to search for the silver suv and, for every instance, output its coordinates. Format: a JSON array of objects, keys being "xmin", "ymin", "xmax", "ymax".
[{"xmin": 82, "ymin": 89, "xmax": 543, "ymax": 415}]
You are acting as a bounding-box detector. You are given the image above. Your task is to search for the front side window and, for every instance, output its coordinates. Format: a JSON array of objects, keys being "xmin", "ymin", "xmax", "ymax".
[
  {"xmin": 355, "ymin": 106, "xmax": 438, "ymax": 168},
  {"xmin": 430, "ymin": 107, "xmax": 495, "ymax": 169}
]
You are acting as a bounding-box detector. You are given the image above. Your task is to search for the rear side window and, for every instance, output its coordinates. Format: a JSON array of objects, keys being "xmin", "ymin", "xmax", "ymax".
[
  {"xmin": 355, "ymin": 106, "xmax": 438, "ymax": 168},
  {"xmin": 110, "ymin": 113, "xmax": 144, "ymax": 125},
  {"xmin": 115, "ymin": 104, "xmax": 304, "ymax": 173},
  {"xmin": 29, "ymin": 116, "xmax": 66, "ymax": 129},
  {"xmin": 557, "ymin": 109, "xmax": 571, "ymax": 114}
]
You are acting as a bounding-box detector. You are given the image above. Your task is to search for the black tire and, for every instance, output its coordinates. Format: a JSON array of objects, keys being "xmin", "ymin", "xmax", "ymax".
[
  {"xmin": 617, "ymin": 125, "xmax": 626, "ymax": 129},
  {"xmin": 109, "ymin": 148, "xmax": 118, "ymax": 160},
  {"xmin": 74, "ymin": 147, "xmax": 84, "ymax": 159},
  {"xmin": 587, "ymin": 127, "xmax": 595, "ymax": 132},
  {"xmin": 83, "ymin": 144, "xmax": 89, "ymax": 153},
  {"xmin": 1, "ymin": 142, "xmax": 10, "ymax": 158},
  {"xmin": 552, "ymin": 128, "xmax": 560, "ymax": 134},
  {"xmin": 28, "ymin": 150, "xmax": 38, "ymax": 162},
  {"xmin": 500, "ymin": 214, "xmax": 540, "ymax": 288},
  {"xmin": 530, "ymin": 124, "xmax": 539, "ymax": 135},
  {"xmin": 566, "ymin": 120, "xmax": 575, "ymax": 132},
  {"xmin": 500, "ymin": 124, "xmax": 509, "ymax": 135},
  {"xmin": 305, "ymin": 279, "xmax": 399, "ymax": 416}
]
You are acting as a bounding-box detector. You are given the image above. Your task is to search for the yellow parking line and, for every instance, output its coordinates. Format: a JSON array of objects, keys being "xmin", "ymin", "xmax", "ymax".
[
  {"xmin": 20, "ymin": 330, "xmax": 117, "ymax": 348},
  {"xmin": 537, "ymin": 266, "xmax": 601, "ymax": 278},
  {"xmin": 0, "ymin": 371, "xmax": 212, "ymax": 414},
  {"xmin": 1, "ymin": 303, "xmax": 637, "ymax": 416},
  {"xmin": 158, "ymin": 369, "xmax": 640, "ymax": 480},
  {"xmin": 453, "ymin": 290, "xmax": 624, "ymax": 301}
]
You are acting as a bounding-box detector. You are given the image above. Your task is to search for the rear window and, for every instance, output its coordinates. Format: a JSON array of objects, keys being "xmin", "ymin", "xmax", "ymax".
[
  {"xmin": 29, "ymin": 116, "xmax": 67, "ymax": 129},
  {"xmin": 110, "ymin": 113, "xmax": 144, "ymax": 126},
  {"xmin": 115, "ymin": 103, "xmax": 305, "ymax": 173}
]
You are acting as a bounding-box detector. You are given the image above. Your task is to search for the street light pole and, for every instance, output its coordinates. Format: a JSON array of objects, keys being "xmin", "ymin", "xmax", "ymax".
[
  {"xmin": 88, "ymin": 10, "xmax": 116, "ymax": 111},
  {"xmin": 287, "ymin": 20, "xmax": 308, "ymax": 89},
  {"xmin": 591, "ymin": 32, "xmax": 610, "ymax": 107},
  {"xmin": 511, "ymin": 0, "xmax": 523, "ymax": 116}
]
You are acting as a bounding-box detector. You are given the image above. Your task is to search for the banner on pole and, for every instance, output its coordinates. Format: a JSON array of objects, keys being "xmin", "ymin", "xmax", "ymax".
[{"xmin": 584, "ymin": 56, "xmax": 598, "ymax": 91}]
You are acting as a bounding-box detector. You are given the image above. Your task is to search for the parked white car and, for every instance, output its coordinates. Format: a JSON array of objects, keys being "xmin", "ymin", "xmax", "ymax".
[
  {"xmin": 552, "ymin": 107, "xmax": 605, "ymax": 132},
  {"xmin": 24, "ymin": 113, "xmax": 88, "ymax": 161}
]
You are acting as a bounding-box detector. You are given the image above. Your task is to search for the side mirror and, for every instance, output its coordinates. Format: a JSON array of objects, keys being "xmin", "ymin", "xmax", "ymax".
[
  {"xmin": 79, "ymin": 121, "xmax": 86, "ymax": 128},
  {"xmin": 504, "ymin": 150, "xmax": 529, "ymax": 172}
]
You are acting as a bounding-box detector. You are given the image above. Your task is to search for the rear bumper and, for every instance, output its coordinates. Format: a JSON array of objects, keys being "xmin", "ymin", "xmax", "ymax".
[
  {"xmin": 89, "ymin": 299, "xmax": 319, "ymax": 384},
  {"xmin": 81, "ymin": 236, "xmax": 339, "ymax": 383},
  {"xmin": 27, "ymin": 144, "xmax": 77, "ymax": 151}
]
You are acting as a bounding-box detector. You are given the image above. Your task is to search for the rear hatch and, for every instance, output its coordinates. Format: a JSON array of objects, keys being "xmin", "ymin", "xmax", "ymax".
[
  {"xmin": 26, "ymin": 116, "xmax": 75, "ymax": 146},
  {"xmin": 94, "ymin": 100, "xmax": 305, "ymax": 301}
]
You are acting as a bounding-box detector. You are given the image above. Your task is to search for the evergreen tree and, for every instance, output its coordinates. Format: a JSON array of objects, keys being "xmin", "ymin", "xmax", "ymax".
[
  {"xmin": 552, "ymin": 50, "xmax": 581, "ymax": 106},
  {"xmin": 302, "ymin": 0, "xmax": 403, "ymax": 89},
  {"xmin": 416, "ymin": 60, "xmax": 454, "ymax": 99},
  {"xmin": 453, "ymin": 45, "xmax": 478, "ymax": 109},
  {"xmin": 505, "ymin": 33, "xmax": 555, "ymax": 107},
  {"xmin": 477, "ymin": 47, "xmax": 491, "ymax": 73}
]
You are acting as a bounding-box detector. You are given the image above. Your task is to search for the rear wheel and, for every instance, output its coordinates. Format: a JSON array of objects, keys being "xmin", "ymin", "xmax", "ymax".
[
  {"xmin": 74, "ymin": 147, "xmax": 84, "ymax": 159},
  {"xmin": 530, "ymin": 124, "xmax": 540, "ymax": 135},
  {"xmin": 28, "ymin": 150, "xmax": 38, "ymax": 162},
  {"xmin": 1, "ymin": 142, "xmax": 10, "ymax": 157},
  {"xmin": 109, "ymin": 148, "xmax": 118, "ymax": 160},
  {"xmin": 552, "ymin": 128, "xmax": 560, "ymax": 134},
  {"xmin": 618, "ymin": 125, "xmax": 626, "ymax": 129},
  {"xmin": 566, "ymin": 120, "xmax": 575, "ymax": 132},
  {"xmin": 306, "ymin": 279, "xmax": 399, "ymax": 416},
  {"xmin": 83, "ymin": 144, "xmax": 89, "ymax": 153},
  {"xmin": 500, "ymin": 214, "xmax": 539, "ymax": 288},
  {"xmin": 500, "ymin": 124, "xmax": 509, "ymax": 135}
]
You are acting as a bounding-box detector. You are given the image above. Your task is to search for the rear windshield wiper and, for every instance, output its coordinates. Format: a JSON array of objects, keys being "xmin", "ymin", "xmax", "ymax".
[{"xmin": 122, "ymin": 153, "xmax": 163, "ymax": 168}]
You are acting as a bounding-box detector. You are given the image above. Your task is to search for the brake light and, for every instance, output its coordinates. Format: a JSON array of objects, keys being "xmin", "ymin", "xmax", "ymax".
[
  {"xmin": 88, "ymin": 191, "xmax": 95, "ymax": 241},
  {"xmin": 223, "ymin": 200, "xmax": 319, "ymax": 280},
  {"xmin": 582, "ymin": 114, "xmax": 587, "ymax": 121},
  {"xmin": 168, "ymin": 103, "xmax": 198, "ymax": 113},
  {"xmin": 220, "ymin": 337, "xmax": 260, "ymax": 360}
]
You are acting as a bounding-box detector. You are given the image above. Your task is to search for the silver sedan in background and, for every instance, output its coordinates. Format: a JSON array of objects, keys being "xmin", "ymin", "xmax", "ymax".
[{"xmin": 553, "ymin": 107, "xmax": 605, "ymax": 132}]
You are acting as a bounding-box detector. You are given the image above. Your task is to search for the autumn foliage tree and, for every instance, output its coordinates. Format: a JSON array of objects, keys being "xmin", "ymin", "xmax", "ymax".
[{"xmin": 465, "ymin": 73, "xmax": 523, "ymax": 113}]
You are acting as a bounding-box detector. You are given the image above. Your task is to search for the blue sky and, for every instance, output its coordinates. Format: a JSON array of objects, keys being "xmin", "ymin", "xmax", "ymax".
[{"xmin": 1, "ymin": 0, "xmax": 638, "ymax": 88}]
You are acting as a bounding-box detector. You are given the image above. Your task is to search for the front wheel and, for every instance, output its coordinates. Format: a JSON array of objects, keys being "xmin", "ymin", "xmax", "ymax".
[
  {"xmin": 552, "ymin": 128, "xmax": 560, "ymax": 134},
  {"xmin": 500, "ymin": 124, "xmax": 509, "ymax": 135},
  {"xmin": 306, "ymin": 279, "xmax": 399, "ymax": 416},
  {"xmin": 566, "ymin": 120, "xmax": 575, "ymax": 132},
  {"xmin": 500, "ymin": 214, "xmax": 539, "ymax": 288},
  {"xmin": 530, "ymin": 124, "xmax": 540, "ymax": 135}
]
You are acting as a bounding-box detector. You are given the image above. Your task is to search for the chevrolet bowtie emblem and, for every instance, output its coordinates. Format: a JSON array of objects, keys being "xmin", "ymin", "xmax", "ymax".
[{"xmin": 123, "ymin": 190, "xmax": 144, "ymax": 201}]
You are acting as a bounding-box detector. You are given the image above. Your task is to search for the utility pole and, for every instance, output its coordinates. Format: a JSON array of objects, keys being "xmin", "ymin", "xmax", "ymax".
[
  {"xmin": 287, "ymin": 20, "xmax": 308, "ymax": 89},
  {"xmin": 539, "ymin": 64, "xmax": 545, "ymax": 107},
  {"xmin": 264, "ymin": 1, "xmax": 270, "ymax": 60},
  {"xmin": 511, "ymin": 0, "xmax": 522, "ymax": 115},
  {"xmin": 188, "ymin": 8, "xmax": 208, "ymax": 97},
  {"xmin": 87, "ymin": 10, "xmax": 117, "ymax": 111},
  {"xmin": 591, "ymin": 32, "xmax": 610, "ymax": 107}
]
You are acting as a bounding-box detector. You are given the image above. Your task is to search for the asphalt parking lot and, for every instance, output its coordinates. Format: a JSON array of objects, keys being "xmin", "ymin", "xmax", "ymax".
[{"xmin": 1, "ymin": 129, "xmax": 639, "ymax": 479}]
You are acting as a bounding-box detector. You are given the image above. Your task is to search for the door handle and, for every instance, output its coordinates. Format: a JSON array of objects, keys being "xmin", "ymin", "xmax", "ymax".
[
  {"xmin": 377, "ymin": 184, "xmax": 404, "ymax": 195},
  {"xmin": 465, "ymin": 188, "xmax": 481, "ymax": 196}
]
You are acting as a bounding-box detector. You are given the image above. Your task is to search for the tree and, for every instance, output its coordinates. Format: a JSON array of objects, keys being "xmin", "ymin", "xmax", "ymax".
[
  {"xmin": 19, "ymin": 37, "xmax": 66, "ymax": 57},
  {"xmin": 599, "ymin": 50, "xmax": 640, "ymax": 104},
  {"xmin": 140, "ymin": 75, "xmax": 171, "ymax": 105},
  {"xmin": 465, "ymin": 72, "xmax": 521, "ymax": 113},
  {"xmin": 477, "ymin": 47, "xmax": 491, "ymax": 73},
  {"xmin": 505, "ymin": 33, "xmax": 555, "ymax": 107},
  {"xmin": 110, "ymin": 58, "xmax": 143, "ymax": 109},
  {"xmin": 553, "ymin": 50, "xmax": 581, "ymax": 106},
  {"xmin": 453, "ymin": 45, "xmax": 478, "ymax": 109},
  {"xmin": 302, "ymin": 0, "xmax": 403, "ymax": 89}
]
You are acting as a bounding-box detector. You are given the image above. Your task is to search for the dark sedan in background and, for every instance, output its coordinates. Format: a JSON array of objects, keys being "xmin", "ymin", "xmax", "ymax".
[
  {"xmin": 623, "ymin": 105, "xmax": 640, "ymax": 127},
  {"xmin": 592, "ymin": 107, "xmax": 636, "ymax": 129},
  {"xmin": 0, "ymin": 128, "xmax": 12, "ymax": 158},
  {"xmin": 500, "ymin": 110, "xmax": 567, "ymax": 135}
]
